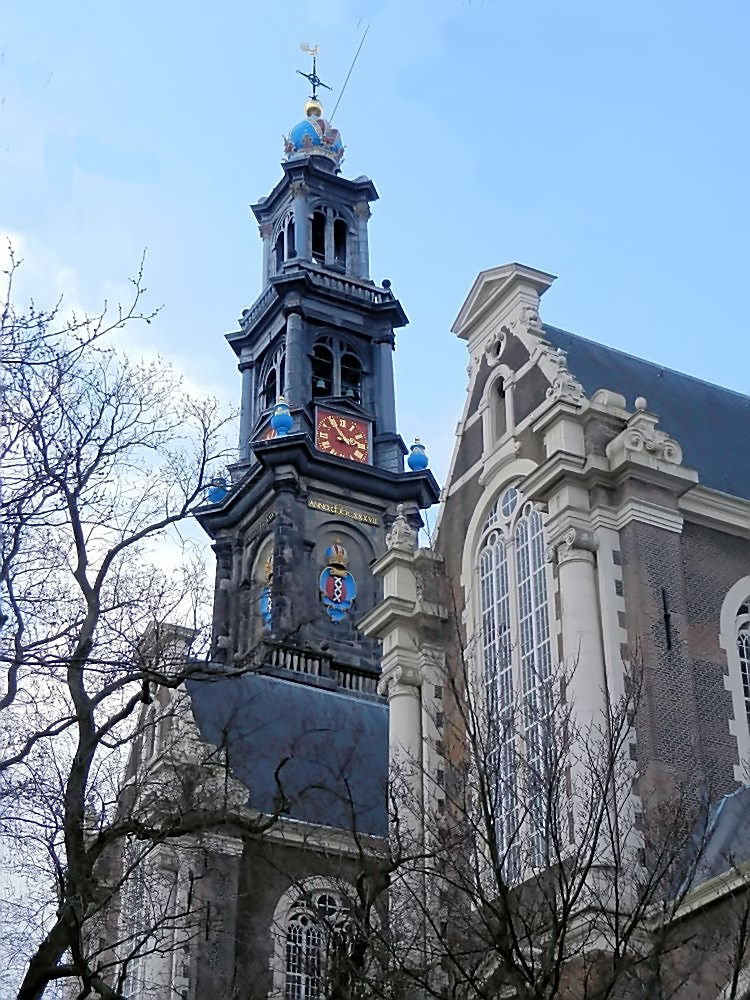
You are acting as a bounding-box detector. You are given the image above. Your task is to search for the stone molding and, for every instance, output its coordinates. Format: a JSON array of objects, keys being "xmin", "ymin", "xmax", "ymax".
[{"xmin": 679, "ymin": 485, "xmax": 750, "ymax": 539}]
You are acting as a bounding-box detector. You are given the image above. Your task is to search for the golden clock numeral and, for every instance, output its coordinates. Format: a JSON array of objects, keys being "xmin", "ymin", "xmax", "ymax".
[{"xmin": 354, "ymin": 450, "xmax": 364, "ymax": 460}]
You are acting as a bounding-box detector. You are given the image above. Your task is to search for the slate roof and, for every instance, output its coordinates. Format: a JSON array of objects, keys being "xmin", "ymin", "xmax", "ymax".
[
  {"xmin": 543, "ymin": 325, "xmax": 750, "ymax": 501},
  {"xmin": 186, "ymin": 670, "xmax": 388, "ymax": 837},
  {"xmin": 698, "ymin": 785, "xmax": 750, "ymax": 883}
]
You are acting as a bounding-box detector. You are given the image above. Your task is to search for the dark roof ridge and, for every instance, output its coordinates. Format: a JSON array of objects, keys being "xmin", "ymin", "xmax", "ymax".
[{"xmin": 542, "ymin": 322, "xmax": 750, "ymax": 404}]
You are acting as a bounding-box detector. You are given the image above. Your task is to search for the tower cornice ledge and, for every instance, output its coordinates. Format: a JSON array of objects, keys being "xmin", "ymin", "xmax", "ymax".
[{"xmin": 251, "ymin": 433, "xmax": 440, "ymax": 508}]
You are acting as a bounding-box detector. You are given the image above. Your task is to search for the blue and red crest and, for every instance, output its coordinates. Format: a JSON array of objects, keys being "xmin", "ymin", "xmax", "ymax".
[
  {"xmin": 319, "ymin": 539, "xmax": 357, "ymax": 623},
  {"xmin": 259, "ymin": 553, "xmax": 273, "ymax": 630},
  {"xmin": 259, "ymin": 586, "xmax": 272, "ymax": 629}
]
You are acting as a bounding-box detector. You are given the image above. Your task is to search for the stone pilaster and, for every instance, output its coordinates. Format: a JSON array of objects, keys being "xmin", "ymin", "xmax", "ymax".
[
  {"xmin": 283, "ymin": 311, "xmax": 304, "ymax": 408},
  {"xmin": 354, "ymin": 200, "xmax": 371, "ymax": 279},
  {"xmin": 259, "ymin": 221, "xmax": 272, "ymax": 283},
  {"xmin": 290, "ymin": 180, "xmax": 309, "ymax": 262},
  {"xmin": 548, "ymin": 526, "xmax": 607, "ymax": 727},
  {"xmin": 238, "ymin": 351, "xmax": 255, "ymax": 457}
]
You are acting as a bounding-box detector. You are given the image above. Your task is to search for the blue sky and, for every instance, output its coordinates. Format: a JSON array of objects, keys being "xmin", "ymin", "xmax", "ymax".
[{"xmin": 2, "ymin": 0, "xmax": 748, "ymax": 484}]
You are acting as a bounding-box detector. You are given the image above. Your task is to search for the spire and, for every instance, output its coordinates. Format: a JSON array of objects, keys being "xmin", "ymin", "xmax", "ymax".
[
  {"xmin": 297, "ymin": 43, "xmax": 331, "ymax": 118},
  {"xmin": 284, "ymin": 45, "xmax": 344, "ymax": 168}
]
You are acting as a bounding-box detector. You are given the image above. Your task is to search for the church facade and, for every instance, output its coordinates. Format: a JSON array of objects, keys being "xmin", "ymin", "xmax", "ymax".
[
  {"xmin": 111, "ymin": 72, "xmax": 750, "ymax": 1000},
  {"xmin": 366, "ymin": 263, "xmax": 750, "ymax": 997}
]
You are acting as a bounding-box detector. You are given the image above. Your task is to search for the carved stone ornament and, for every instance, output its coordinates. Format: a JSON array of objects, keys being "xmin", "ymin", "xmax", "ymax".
[
  {"xmin": 386, "ymin": 504, "xmax": 418, "ymax": 552},
  {"xmin": 466, "ymin": 353, "xmax": 481, "ymax": 383},
  {"xmin": 545, "ymin": 348, "xmax": 586, "ymax": 406},
  {"xmin": 520, "ymin": 303, "xmax": 544, "ymax": 334},
  {"xmin": 485, "ymin": 325, "xmax": 509, "ymax": 367},
  {"xmin": 547, "ymin": 526, "xmax": 597, "ymax": 565},
  {"xmin": 605, "ymin": 400, "xmax": 683, "ymax": 469},
  {"xmin": 377, "ymin": 662, "xmax": 423, "ymax": 698}
]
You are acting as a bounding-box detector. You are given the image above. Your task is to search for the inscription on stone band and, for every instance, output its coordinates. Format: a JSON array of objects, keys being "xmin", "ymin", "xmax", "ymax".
[{"xmin": 308, "ymin": 497, "xmax": 379, "ymax": 526}]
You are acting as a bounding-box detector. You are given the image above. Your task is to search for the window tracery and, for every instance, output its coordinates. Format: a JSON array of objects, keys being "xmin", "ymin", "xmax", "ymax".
[
  {"xmin": 310, "ymin": 336, "xmax": 364, "ymax": 404},
  {"xmin": 274, "ymin": 211, "xmax": 296, "ymax": 273},
  {"xmin": 279, "ymin": 887, "xmax": 352, "ymax": 1000},
  {"xmin": 719, "ymin": 579, "xmax": 750, "ymax": 780},
  {"xmin": 309, "ymin": 205, "xmax": 351, "ymax": 269},
  {"xmin": 737, "ymin": 600, "xmax": 750, "ymax": 731},
  {"xmin": 260, "ymin": 344, "xmax": 286, "ymax": 412},
  {"xmin": 477, "ymin": 486, "xmax": 553, "ymax": 877}
]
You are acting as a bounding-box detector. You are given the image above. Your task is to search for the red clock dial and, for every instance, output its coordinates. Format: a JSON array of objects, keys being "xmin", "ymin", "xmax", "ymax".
[{"xmin": 316, "ymin": 409, "xmax": 370, "ymax": 464}]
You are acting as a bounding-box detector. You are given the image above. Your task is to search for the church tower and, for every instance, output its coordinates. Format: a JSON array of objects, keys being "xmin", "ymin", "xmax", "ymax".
[
  {"xmin": 181, "ymin": 60, "xmax": 439, "ymax": 998},
  {"xmin": 197, "ymin": 63, "xmax": 438, "ymax": 679}
]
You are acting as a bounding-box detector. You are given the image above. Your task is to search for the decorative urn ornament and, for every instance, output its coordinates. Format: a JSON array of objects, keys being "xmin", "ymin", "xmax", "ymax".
[
  {"xmin": 270, "ymin": 395, "xmax": 293, "ymax": 436},
  {"xmin": 207, "ymin": 476, "xmax": 229, "ymax": 504},
  {"xmin": 407, "ymin": 438, "xmax": 429, "ymax": 471}
]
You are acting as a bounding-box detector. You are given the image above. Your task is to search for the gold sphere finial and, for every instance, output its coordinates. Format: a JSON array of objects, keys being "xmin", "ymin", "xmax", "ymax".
[{"xmin": 305, "ymin": 98, "xmax": 323, "ymax": 119}]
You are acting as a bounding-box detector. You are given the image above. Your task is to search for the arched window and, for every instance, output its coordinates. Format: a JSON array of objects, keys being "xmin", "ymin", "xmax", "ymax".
[
  {"xmin": 274, "ymin": 212, "xmax": 296, "ymax": 273},
  {"xmin": 278, "ymin": 887, "xmax": 352, "ymax": 1000},
  {"xmin": 260, "ymin": 345, "xmax": 285, "ymax": 412},
  {"xmin": 309, "ymin": 207, "xmax": 352, "ymax": 270},
  {"xmin": 340, "ymin": 352, "xmax": 362, "ymax": 402},
  {"xmin": 310, "ymin": 338, "xmax": 364, "ymax": 404},
  {"xmin": 720, "ymin": 579, "xmax": 750, "ymax": 781},
  {"xmin": 333, "ymin": 218, "xmax": 347, "ymax": 268},
  {"xmin": 477, "ymin": 485, "xmax": 553, "ymax": 878},
  {"xmin": 737, "ymin": 600, "xmax": 750, "ymax": 731},
  {"xmin": 311, "ymin": 211, "xmax": 326, "ymax": 264},
  {"xmin": 311, "ymin": 342, "xmax": 334, "ymax": 398}
]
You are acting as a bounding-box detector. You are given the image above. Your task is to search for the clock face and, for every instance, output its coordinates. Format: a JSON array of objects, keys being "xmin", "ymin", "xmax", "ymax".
[{"xmin": 316, "ymin": 409, "xmax": 370, "ymax": 464}]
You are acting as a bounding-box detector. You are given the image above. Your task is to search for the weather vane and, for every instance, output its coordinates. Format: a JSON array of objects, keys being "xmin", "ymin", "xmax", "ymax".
[{"xmin": 298, "ymin": 43, "xmax": 331, "ymax": 101}]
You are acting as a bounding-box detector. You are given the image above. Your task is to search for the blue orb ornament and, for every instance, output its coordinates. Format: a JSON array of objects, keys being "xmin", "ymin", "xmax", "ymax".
[
  {"xmin": 207, "ymin": 476, "xmax": 229, "ymax": 504},
  {"xmin": 407, "ymin": 438, "xmax": 429, "ymax": 471},
  {"xmin": 270, "ymin": 395, "xmax": 293, "ymax": 436}
]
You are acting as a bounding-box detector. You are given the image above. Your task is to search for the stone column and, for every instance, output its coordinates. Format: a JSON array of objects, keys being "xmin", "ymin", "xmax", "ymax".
[
  {"xmin": 374, "ymin": 335, "xmax": 397, "ymax": 433},
  {"xmin": 551, "ymin": 527, "xmax": 607, "ymax": 728},
  {"xmin": 259, "ymin": 222, "xmax": 272, "ymax": 283},
  {"xmin": 284, "ymin": 311, "xmax": 304, "ymax": 408},
  {"xmin": 354, "ymin": 201, "xmax": 371, "ymax": 279},
  {"xmin": 238, "ymin": 352, "xmax": 255, "ymax": 457},
  {"xmin": 381, "ymin": 657, "xmax": 424, "ymax": 827},
  {"xmin": 291, "ymin": 180, "xmax": 309, "ymax": 262}
]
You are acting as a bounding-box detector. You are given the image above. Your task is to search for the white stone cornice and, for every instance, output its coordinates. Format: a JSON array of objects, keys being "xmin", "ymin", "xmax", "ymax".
[
  {"xmin": 589, "ymin": 498, "xmax": 684, "ymax": 534},
  {"xmin": 451, "ymin": 262, "xmax": 556, "ymax": 344},
  {"xmin": 679, "ymin": 485, "xmax": 750, "ymax": 539}
]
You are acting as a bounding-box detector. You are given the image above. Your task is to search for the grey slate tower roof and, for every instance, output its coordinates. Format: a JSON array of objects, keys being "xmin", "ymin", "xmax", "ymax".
[{"xmin": 544, "ymin": 324, "xmax": 750, "ymax": 501}]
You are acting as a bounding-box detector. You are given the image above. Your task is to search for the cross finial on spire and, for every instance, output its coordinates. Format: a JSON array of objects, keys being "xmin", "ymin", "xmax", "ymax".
[{"xmin": 298, "ymin": 43, "xmax": 331, "ymax": 101}]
